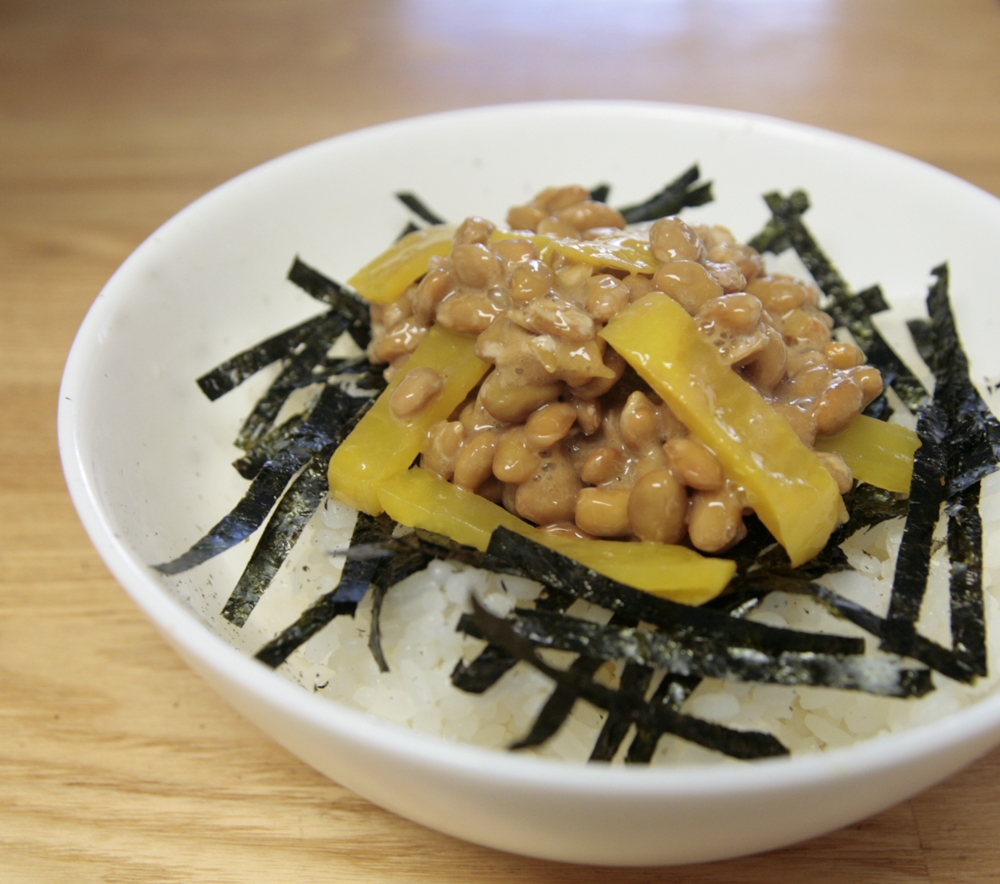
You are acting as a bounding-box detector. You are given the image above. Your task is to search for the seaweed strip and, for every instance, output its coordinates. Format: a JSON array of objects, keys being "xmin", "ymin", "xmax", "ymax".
[
  {"xmin": 451, "ymin": 584, "xmax": 576, "ymax": 695},
  {"xmin": 255, "ymin": 512, "xmax": 396, "ymax": 668},
  {"xmin": 878, "ymin": 267, "xmax": 996, "ymax": 674},
  {"xmin": 221, "ymin": 447, "xmax": 334, "ymax": 627},
  {"xmin": 233, "ymin": 346, "xmax": 328, "ymax": 451},
  {"xmin": 924, "ymin": 265, "xmax": 1000, "ymax": 496},
  {"xmin": 618, "ymin": 165, "xmax": 714, "ymax": 224},
  {"xmin": 802, "ymin": 583, "xmax": 980, "ymax": 683},
  {"xmin": 485, "ymin": 527, "xmax": 864, "ymax": 657},
  {"xmin": 154, "ymin": 381, "xmax": 376, "ymax": 575},
  {"xmin": 625, "ymin": 674, "xmax": 702, "ymax": 763},
  {"xmin": 884, "ymin": 403, "xmax": 948, "ymax": 626},
  {"xmin": 233, "ymin": 358, "xmax": 381, "ymax": 478},
  {"xmin": 396, "ymin": 220, "xmax": 421, "ymax": 241},
  {"xmin": 510, "ymin": 654, "xmax": 607, "ymax": 750},
  {"xmin": 749, "ymin": 191, "xmax": 928, "ymax": 413},
  {"xmin": 469, "ymin": 598, "xmax": 788, "ymax": 760},
  {"xmin": 589, "ymin": 661, "xmax": 653, "ymax": 761},
  {"xmin": 196, "ymin": 310, "xmax": 347, "ymax": 402},
  {"xmin": 395, "ymin": 192, "xmax": 446, "ymax": 226},
  {"xmin": 286, "ymin": 257, "xmax": 371, "ymax": 349},
  {"xmin": 366, "ymin": 538, "xmax": 435, "ymax": 672},
  {"xmin": 450, "ymin": 644, "xmax": 519, "ymax": 693},
  {"xmin": 947, "ymin": 483, "xmax": 987, "ymax": 674},
  {"xmin": 233, "ymin": 414, "xmax": 306, "ymax": 480},
  {"xmin": 589, "ymin": 183, "xmax": 611, "ymax": 203},
  {"xmin": 481, "ymin": 607, "xmax": 931, "ymax": 697}
]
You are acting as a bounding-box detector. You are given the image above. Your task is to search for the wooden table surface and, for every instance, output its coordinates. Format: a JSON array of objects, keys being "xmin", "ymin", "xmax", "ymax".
[{"xmin": 5, "ymin": 1, "xmax": 1000, "ymax": 880}]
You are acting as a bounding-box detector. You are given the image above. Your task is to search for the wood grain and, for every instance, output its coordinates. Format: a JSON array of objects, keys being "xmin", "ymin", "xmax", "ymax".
[{"xmin": 4, "ymin": 0, "xmax": 1000, "ymax": 880}]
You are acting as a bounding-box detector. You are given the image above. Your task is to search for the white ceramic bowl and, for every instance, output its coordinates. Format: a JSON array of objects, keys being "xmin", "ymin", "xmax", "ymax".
[{"xmin": 60, "ymin": 101, "xmax": 1000, "ymax": 866}]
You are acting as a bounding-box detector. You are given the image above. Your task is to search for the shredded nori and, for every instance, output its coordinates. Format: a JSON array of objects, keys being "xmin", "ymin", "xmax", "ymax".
[
  {"xmin": 588, "ymin": 661, "xmax": 654, "ymax": 761},
  {"xmin": 750, "ymin": 190, "xmax": 928, "ymax": 414},
  {"xmin": 485, "ymin": 527, "xmax": 864, "ymax": 657},
  {"xmin": 395, "ymin": 192, "xmax": 447, "ymax": 226},
  {"xmin": 469, "ymin": 598, "xmax": 789, "ymax": 761},
  {"xmin": 750, "ymin": 196, "xmax": 995, "ymax": 687},
  {"xmin": 618, "ymin": 165, "xmax": 714, "ymax": 225},
  {"xmin": 154, "ymin": 377, "xmax": 380, "ymax": 576},
  {"xmin": 460, "ymin": 605, "xmax": 931, "ymax": 698},
  {"xmin": 286, "ymin": 257, "xmax": 371, "ymax": 349},
  {"xmin": 255, "ymin": 512, "xmax": 396, "ymax": 668},
  {"xmin": 221, "ymin": 446, "xmax": 334, "ymax": 626}
]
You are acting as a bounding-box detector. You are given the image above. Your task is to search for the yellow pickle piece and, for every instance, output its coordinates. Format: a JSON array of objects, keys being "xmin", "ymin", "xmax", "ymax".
[
  {"xmin": 348, "ymin": 224, "xmax": 457, "ymax": 305},
  {"xmin": 377, "ymin": 467, "xmax": 735, "ymax": 605},
  {"xmin": 327, "ymin": 327, "xmax": 489, "ymax": 514},
  {"xmin": 490, "ymin": 229, "xmax": 657, "ymax": 275},
  {"xmin": 601, "ymin": 292, "xmax": 844, "ymax": 568},
  {"xmin": 815, "ymin": 414, "xmax": 921, "ymax": 494}
]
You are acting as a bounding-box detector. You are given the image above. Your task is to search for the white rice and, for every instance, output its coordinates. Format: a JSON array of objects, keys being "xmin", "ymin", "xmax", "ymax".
[{"xmin": 250, "ymin": 467, "xmax": 1000, "ymax": 764}]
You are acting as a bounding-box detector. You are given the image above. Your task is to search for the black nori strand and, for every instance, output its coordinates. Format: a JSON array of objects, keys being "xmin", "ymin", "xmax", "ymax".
[
  {"xmin": 365, "ymin": 538, "xmax": 436, "ymax": 673},
  {"xmin": 484, "ymin": 527, "xmax": 865, "ymax": 657},
  {"xmin": 286, "ymin": 257, "xmax": 371, "ymax": 349},
  {"xmin": 255, "ymin": 512, "xmax": 397, "ymax": 668},
  {"xmin": 395, "ymin": 192, "xmax": 447, "ymax": 226},
  {"xmin": 947, "ymin": 483, "xmax": 987, "ymax": 676},
  {"xmin": 154, "ymin": 381, "xmax": 376, "ymax": 576},
  {"xmin": 618, "ymin": 165, "xmax": 714, "ymax": 224},
  {"xmin": 589, "ymin": 662, "xmax": 654, "ymax": 762},
  {"xmin": 451, "ymin": 644, "xmax": 519, "ymax": 694},
  {"xmin": 222, "ymin": 447, "xmax": 334, "ymax": 627},
  {"xmin": 196, "ymin": 310, "xmax": 347, "ymax": 402},
  {"xmin": 750, "ymin": 191, "xmax": 929, "ymax": 414},
  {"xmin": 483, "ymin": 607, "xmax": 932, "ymax": 698},
  {"xmin": 625, "ymin": 673, "xmax": 703, "ymax": 763},
  {"xmin": 469, "ymin": 598, "xmax": 789, "ymax": 761}
]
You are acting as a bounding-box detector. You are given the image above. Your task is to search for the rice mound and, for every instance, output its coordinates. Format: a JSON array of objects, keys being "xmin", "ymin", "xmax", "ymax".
[{"xmin": 264, "ymin": 469, "xmax": 1000, "ymax": 764}]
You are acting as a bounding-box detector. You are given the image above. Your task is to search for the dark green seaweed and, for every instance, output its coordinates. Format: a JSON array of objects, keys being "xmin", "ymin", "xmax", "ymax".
[
  {"xmin": 286, "ymin": 257, "xmax": 371, "ymax": 349},
  {"xmin": 877, "ymin": 265, "xmax": 996, "ymax": 676},
  {"xmin": 154, "ymin": 378, "xmax": 377, "ymax": 576},
  {"xmin": 469, "ymin": 598, "xmax": 788, "ymax": 760},
  {"xmin": 484, "ymin": 527, "xmax": 864, "ymax": 657},
  {"xmin": 366, "ymin": 538, "xmax": 436, "ymax": 673},
  {"xmin": 222, "ymin": 447, "xmax": 334, "ymax": 627},
  {"xmin": 462, "ymin": 607, "xmax": 931, "ymax": 698},
  {"xmin": 233, "ymin": 414, "xmax": 306, "ymax": 480},
  {"xmin": 451, "ymin": 643, "xmax": 519, "ymax": 693},
  {"xmin": 196, "ymin": 311, "xmax": 347, "ymax": 403},
  {"xmin": 255, "ymin": 512, "xmax": 397, "ymax": 668},
  {"xmin": 750, "ymin": 190, "xmax": 928, "ymax": 413},
  {"xmin": 589, "ymin": 183, "xmax": 611, "ymax": 203},
  {"xmin": 588, "ymin": 661, "xmax": 654, "ymax": 761},
  {"xmin": 924, "ymin": 265, "xmax": 1000, "ymax": 496},
  {"xmin": 625, "ymin": 674, "xmax": 702, "ymax": 763},
  {"xmin": 885, "ymin": 404, "xmax": 948, "ymax": 626},
  {"xmin": 395, "ymin": 192, "xmax": 447, "ymax": 226},
  {"xmin": 618, "ymin": 165, "xmax": 714, "ymax": 225},
  {"xmin": 948, "ymin": 483, "xmax": 987, "ymax": 675},
  {"xmin": 509, "ymin": 654, "xmax": 608, "ymax": 750}
]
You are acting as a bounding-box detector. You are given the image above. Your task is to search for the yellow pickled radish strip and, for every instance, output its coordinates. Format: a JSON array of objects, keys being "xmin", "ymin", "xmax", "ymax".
[
  {"xmin": 546, "ymin": 231, "xmax": 657, "ymax": 275},
  {"xmin": 327, "ymin": 327, "xmax": 488, "ymax": 514},
  {"xmin": 815, "ymin": 415, "xmax": 921, "ymax": 494},
  {"xmin": 601, "ymin": 292, "xmax": 843, "ymax": 568},
  {"xmin": 377, "ymin": 467, "xmax": 734, "ymax": 605},
  {"xmin": 491, "ymin": 229, "xmax": 657, "ymax": 275},
  {"xmin": 348, "ymin": 224, "xmax": 457, "ymax": 304}
]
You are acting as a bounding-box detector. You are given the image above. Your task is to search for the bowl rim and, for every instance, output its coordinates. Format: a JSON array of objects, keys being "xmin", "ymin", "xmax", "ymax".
[{"xmin": 58, "ymin": 97, "xmax": 1000, "ymax": 799}]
